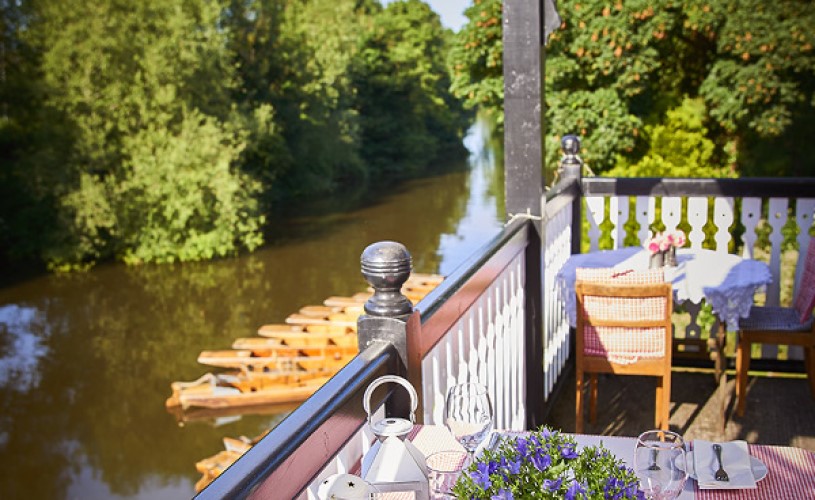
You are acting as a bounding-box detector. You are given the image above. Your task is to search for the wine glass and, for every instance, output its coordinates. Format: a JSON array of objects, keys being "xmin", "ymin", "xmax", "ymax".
[
  {"xmin": 444, "ymin": 382, "xmax": 493, "ymax": 464},
  {"xmin": 634, "ymin": 430, "xmax": 688, "ymax": 500}
]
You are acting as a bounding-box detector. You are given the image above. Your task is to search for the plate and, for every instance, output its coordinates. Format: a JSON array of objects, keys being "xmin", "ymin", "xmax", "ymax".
[{"xmin": 682, "ymin": 451, "xmax": 768, "ymax": 482}]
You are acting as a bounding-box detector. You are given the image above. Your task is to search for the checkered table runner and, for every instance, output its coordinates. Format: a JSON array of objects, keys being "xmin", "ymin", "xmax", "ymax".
[{"xmin": 694, "ymin": 444, "xmax": 815, "ymax": 500}]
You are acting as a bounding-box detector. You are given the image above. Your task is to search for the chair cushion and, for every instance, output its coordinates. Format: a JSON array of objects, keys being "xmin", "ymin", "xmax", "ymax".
[
  {"xmin": 576, "ymin": 267, "xmax": 668, "ymax": 363},
  {"xmin": 740, "ymin": 305, "xmax": 814, "ymax": 332},
  {"xmin": 575, "ymin": 267, "xmax": 665, "ymax": 285},
  {"xmin": 793, "ymin": 237, "xmax": 815, "ymax": 323}
]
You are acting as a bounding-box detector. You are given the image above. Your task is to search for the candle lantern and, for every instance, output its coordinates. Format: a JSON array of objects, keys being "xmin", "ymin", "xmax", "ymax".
[{"xmin": 360, "ymin": 375, "xmax": 429, "ymax": 498}]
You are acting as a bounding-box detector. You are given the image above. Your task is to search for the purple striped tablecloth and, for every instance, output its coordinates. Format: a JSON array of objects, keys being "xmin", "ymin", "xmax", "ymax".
[{"xmin": 694, "ymin": 444, "xmax": 815, "ymax": 500}]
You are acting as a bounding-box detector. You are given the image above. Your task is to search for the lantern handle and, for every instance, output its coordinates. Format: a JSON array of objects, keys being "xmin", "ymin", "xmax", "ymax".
[{"xmin": 363, "ymin": 375, "xmax": 418, "ymax": 426}]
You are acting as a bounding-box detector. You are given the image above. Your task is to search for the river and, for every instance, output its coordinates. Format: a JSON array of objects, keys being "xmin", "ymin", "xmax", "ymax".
[{"xmin": 0, "ymin": 120, "xmax": 504, "ymax": 499}]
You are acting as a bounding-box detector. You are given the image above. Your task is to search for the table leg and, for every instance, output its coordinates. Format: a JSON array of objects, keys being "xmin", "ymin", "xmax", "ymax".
[{"xmin": 714, "ymin": 321, "xmax": 729, "ymax": 432}]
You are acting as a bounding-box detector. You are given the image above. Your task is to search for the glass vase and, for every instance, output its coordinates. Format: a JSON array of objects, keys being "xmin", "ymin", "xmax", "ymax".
[
  {"xmin": 665, "ymin": 246, "xmax": 677, "ymax": 267},
  {"xmin": 649, "ymin": 251, "xmax": 664, "ymax": 269}
]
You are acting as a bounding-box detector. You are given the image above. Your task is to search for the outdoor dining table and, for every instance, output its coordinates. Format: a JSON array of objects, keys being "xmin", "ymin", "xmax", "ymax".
[
  {"xmin": 406, "ymin": 425, "xmax": 815, "ymax": 499},
  {"xmin": 554, "ymin": 247, "xmax": 773, "ymax": 331}
]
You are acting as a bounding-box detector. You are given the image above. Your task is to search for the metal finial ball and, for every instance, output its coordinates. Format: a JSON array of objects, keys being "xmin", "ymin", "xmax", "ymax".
[
  {"xmin": 360, "ymin": 241, "xmax": 413, "ymax": 317},
  {"xmin": 561, "ymin": 135, "xmax": 581, "ymax": 155}
]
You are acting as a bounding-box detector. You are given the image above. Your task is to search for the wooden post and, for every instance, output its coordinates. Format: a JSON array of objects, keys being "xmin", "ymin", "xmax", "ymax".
[
  {"xmin": 503, "ymin": 0, "xmax": 549, "ymax": 428},
  {"xmin": 503, "ymin": 0, "xmax": 544, "ymax": 219},
  {"xmin": 559, "ymin": 135, "xmax": 584, "ymax": 255}
]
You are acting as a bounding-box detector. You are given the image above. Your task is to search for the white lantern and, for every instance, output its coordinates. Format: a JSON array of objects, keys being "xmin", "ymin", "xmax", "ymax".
[
  {"xmin": 360, "ymin": 375, "xmax": 429, "ymax": 499},
  {"xmin": 317, "ymin": 473, "xmax": 372, "ymax": 500}
]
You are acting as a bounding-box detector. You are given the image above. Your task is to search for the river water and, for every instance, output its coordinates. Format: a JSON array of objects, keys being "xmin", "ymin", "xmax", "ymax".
[{"xmin": 0, "ymin": 120, "xmax": 503, "ymax": 499}]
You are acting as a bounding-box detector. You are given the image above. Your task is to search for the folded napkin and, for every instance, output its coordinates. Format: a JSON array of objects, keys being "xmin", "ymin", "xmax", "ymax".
[{"xmin": 693, "ymin": 440, "xmax": 757, "ymax": 489}]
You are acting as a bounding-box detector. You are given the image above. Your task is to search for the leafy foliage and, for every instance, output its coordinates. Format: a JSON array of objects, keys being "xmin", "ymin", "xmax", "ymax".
[
  {"xmin": 351, "ymin": 0, "xmax": 469, "ymax": 177},
  {"xmin": 607, "ymin": 97, "xmax": 734, "ymax": 178},
  {"xmin": 0, "ymin": 0, "xmax": 468, "ymax": 270},
  {"xmin": 449, "ymin": 0, "xmax": 815, "ymax": 178},
  {"xmin": 448, "ymin": 0, "xmax": 503, "ymax": 124}
]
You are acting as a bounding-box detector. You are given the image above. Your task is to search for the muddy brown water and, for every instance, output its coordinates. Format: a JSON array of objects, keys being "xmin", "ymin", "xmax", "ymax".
[{"xmin": 0, "ymin": 120, "xmax": 504, "ymax": 499}]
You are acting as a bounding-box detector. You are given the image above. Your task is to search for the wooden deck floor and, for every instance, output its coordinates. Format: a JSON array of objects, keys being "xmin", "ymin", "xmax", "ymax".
[{"xmin": 545, "ymin": 368, "xmax": 815, "ymax": 452}]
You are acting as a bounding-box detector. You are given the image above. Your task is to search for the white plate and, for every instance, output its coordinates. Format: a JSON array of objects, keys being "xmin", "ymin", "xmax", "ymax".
[{"xmin": 683, "ymin": 451, "xmax": 768, "ymax": 482}]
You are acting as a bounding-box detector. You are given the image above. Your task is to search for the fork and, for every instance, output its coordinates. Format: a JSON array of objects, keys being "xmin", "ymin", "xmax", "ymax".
[{"xmin": 713, "ymin": 444, "xmax": 730, "ymax": 482}]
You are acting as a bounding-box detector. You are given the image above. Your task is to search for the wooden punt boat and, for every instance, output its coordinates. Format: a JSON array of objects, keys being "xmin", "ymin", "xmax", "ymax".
[
  {"xmin": 197, "ymin": 349, "xmax": 314, "ymax": 372},
  {"xmin": 195, "ymin": 431, "xmax": 270, "ymax": 492},
  {"xmin": 197, "ymin": 346, "xmax": 357, "ymax": 372},
  {"xmin": 284, "ymin": 311, "xmax": 359, "ymax": 327},
  {"xmin": 230, "ymin": 337, "xmax": 358, "ymax": 357},
  {"xmin": 165, "ymin": 371, "xmax": 332, "ymax": 410},
  {"xmin": 323, "ymin": 293, "xmax": 370, "ymax": 307}
]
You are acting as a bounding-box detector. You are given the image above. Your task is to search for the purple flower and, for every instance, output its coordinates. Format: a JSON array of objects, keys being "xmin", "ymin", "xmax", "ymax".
[
  {"xmin": 471, "ymin": 462, "xmax": 492, "ymax": 490},
  {"xmin": 490, "ymin": 489, "xmax": 514, "ymax": 500},
  {"xmin": 530, "ymin": 450, "xmax": 552, "ymax": 471},
  {"xmin": 504, "ymin": 457, "xmax": 522, "ymax": 476},
  {"xmin": 543, "ymin": 478, "xmax": 562, "ymax": 492},
  {"xmin": 515, "ymin": 438, "xmax": 530, "ymax": 459},
  {"xmin": 560, "ymin": 444, "xmax": 579, "ymax": 460},
  {"xmin": 565, "ymin": 479, "xmax": 587, "ymax": 500}
]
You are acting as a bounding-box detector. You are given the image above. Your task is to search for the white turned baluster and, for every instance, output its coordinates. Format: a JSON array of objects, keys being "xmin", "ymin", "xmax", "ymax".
[
  {"xmin": 466, "ymin": 311, "xmax": 478, "ymax": 383},
  {"xmin": 766, "ymin": 198, "xmax": 787, "ymax": 307},
  {"xmin": 485, "ymin": 292, "xmax": 498, "ymax": 426},
  {"xmin": 585, "ymin": 197, "xmax": 605, "ymax": 251},
  {"xmin": 476, "ymin": 300, "xmax": 488, "ymax": 387},
  {"xmin": 662, "ymin": 197, "xmax": 681, "ymax": 234},
  {"xmin": 740, "ymin": 198, "xmax": 762, "ymax": 258},
  {"xmin": 635, "ymin": 196, "xmax": 656, "ymax": 245},
  {"xmin": 610, "ymin": 196, "xmax": 628, "ymax": 249},
  {"xmin": 687, "ymin": 197, "xmax": 708, "ymax": 250},
  {"xmin": 794, "ymin": 199, "xmax": 815, "ymax": 297},
  {"xmin": 713, "ymin": 197, "xmax": 735, "ymax": 252}
]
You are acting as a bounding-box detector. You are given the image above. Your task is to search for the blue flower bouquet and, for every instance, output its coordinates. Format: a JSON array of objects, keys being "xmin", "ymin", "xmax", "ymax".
[{"xmin": 451, "ymin": 427, "xmax": 645, "ymax": 499}]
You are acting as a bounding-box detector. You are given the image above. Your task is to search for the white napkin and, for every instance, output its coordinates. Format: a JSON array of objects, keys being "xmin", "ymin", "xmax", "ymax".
[{"xmin": 693, "ymin": 440, "xmax": 757, "ymax": 489}]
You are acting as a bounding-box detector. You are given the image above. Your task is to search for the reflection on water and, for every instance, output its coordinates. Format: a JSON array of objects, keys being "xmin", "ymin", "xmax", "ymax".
[{"xmin": 0, "ymin": 120, "xmax": 503, "ymax": 499}]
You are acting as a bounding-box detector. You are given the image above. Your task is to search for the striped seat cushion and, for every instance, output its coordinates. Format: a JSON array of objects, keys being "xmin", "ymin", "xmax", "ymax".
[
  {"xmin": 793, "ymin": 237, "xmax": 815, "ymax": 323},
  {"xmin": 576, "ymin": 268, "xmax": 668, "ymax": 364},
  {"xmin": 741, "ymin": 305, "xmax": 814, "ymax": 332}
]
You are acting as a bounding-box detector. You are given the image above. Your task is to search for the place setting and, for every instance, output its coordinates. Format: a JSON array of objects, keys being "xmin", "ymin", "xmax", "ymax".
[
  {"xmin": 633, "ymin": 430, "xmax": 769, "ymax": 499},
  {"xmin": 684, "ymin": 440, "xmax": 767, "ymax": 490}
]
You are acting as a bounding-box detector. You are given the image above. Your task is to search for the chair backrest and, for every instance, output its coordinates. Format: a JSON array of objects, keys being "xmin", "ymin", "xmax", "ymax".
[
  {"xmin": 793, "ymin": 236, "xmax": 815, "ymax": 323},
  {"xmin": 575, "ymin": 268, "xmax": 672, "ymax": 365}
]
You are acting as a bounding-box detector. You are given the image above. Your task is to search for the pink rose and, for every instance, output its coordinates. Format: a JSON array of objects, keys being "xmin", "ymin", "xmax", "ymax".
[{"xmin": 673, "ymin": 230, "xmax": 686, "ymax": 247}]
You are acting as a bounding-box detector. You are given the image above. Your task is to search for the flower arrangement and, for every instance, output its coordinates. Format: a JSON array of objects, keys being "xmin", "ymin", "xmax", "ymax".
[
  {"xmin": 451, "ymin": 427, "xmax": 645, "ymax": 499},
  {"xmin": 645, "ymin": 230, "xmax": 685, "ymax": 254}
]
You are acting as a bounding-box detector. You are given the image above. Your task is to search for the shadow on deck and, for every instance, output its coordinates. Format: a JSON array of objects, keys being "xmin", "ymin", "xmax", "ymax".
[{"xmin": 546, "ymin": 368, "xmax": 815, "ymax": 451}]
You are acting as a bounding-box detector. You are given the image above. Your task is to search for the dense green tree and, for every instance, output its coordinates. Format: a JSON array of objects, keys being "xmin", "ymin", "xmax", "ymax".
[
  {"xmin": 448, "ymin": 0, "xmax": 503, "ymax": 124},
  {"xmin": 351, "ymin": 0, "xmax": 469, "ymax": 177},
  {"xmin": 449, "ymin": 0, "xmax": 815, "ymax": 178},
  {"xmin": 4, "ymin": 0, "xmax": 266, "ymax": 270},
  {"xmin": 0, "ymin": 0, "xmax": 468, "ymax": 270},
  {"xmin": 607, "ymin": 97, "xmax": 734, "ymax": 178}
]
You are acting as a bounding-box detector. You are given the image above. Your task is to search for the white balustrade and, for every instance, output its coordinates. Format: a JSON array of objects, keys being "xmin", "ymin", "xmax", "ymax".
[{"xmin": 421, "ymin": 253, "xmax": 526, "ymax": 431}]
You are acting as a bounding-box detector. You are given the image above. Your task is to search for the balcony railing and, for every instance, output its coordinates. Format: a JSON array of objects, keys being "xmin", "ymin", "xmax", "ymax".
[{"xmin": 196, "ymin": 151, "xmax": 813, "ymax": 498}]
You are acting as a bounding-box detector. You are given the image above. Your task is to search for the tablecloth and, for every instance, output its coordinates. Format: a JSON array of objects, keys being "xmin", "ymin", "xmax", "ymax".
[{"xmin": 554, "ymin": 248, "xmax": 772, "ymax": 330}]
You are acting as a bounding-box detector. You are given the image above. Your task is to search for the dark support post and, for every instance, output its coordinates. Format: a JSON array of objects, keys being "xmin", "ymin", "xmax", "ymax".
[
  {"xmin": 559, "ymin": 135, "xmax": 584, "ymax": 255},
  {"xmin": 358, "ymin": 241, "xmax": 414, "ymax": 418},
  {"xmin": 503, "ymin": 0, "xmax": 544, "ymax": 218},
  {"xmin": 503, "ymin": 0, "xmax": 547, "ymax": 428}
]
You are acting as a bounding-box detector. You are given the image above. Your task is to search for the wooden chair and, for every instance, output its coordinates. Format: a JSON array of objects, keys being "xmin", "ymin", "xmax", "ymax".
[
  {"xmin": 575, "ymin": 268, "xmax": 673, "ymax": 433},
  {"xmin": 736, "ymin": 237, "xmax": 815, "ymax": 416}
]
